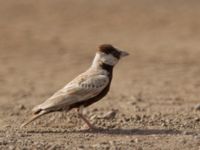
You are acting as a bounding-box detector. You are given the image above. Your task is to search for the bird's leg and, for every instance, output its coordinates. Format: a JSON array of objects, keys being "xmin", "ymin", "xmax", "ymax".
[{"xmin": 77, "ymin": 106, "xmax": 94, "ymax": 129}]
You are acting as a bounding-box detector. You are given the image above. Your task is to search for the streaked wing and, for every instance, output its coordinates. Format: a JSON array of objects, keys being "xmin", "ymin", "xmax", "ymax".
[{"xmin": 34, "ymin": 73, "xmax": 109, "ymax": 111}]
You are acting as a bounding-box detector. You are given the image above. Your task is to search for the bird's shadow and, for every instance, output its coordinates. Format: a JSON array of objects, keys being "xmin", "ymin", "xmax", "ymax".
[
  {"xmin": 26, "ymin": 127, "xmax": 185, "ymax": 136},
  {"xmin": 68, "ymin": 127, "xmax": 182, "ymax": 135}
]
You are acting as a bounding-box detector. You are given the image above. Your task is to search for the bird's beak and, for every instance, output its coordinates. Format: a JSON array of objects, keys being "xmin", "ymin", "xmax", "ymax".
[{"xmin": 120, "ymin": 51, "xmax": 129, "ymax": 57}]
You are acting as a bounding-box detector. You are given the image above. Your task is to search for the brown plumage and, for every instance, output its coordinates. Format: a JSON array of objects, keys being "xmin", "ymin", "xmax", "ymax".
[{"xmin": 21, "ymin": 44, "xmax": 129, "ymax": 128}]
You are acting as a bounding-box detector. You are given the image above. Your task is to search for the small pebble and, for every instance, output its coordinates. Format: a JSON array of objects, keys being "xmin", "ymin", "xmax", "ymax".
[
  {"xmin": 134, "ymin": 138, "xmax": 139, "ymax": 143},
  {"xmin": 137, "ymin": 146, "xmax": 143, "ymax": 150},
  {"xmin": 8, "ymin": 145, "xmax": 15, "ymax": 150},
  {"xmin": 18, "ymin": 104, "xmax": 26, "ymax": 110},
  {"xmin": 194, "ymin": 104, "xmax": 200, "ymax": 111},
  {"xmin": 101, "ymin": 110, "xmax": 117, "ymax": 119},
  {"xmin": 78, "ymin": 145, "xmax": 84, "ymax": 150},
  {"xmin": 135, "ymin": 115, "xmax": 141, "ymax": 121},
  {"xmin": 182, "ymin": 131, "xmax": 190, "ymax": 135},
  {"xmin": 194, "ymin": 117, "xmax": 200, "ymax": 122},
  {"xmin": 90, "ymin": 115, "xmax": 97, "ymax": 120},
  {"xmin": 92, "ymin": 143, "xmax": 101, "ymax": 148},
  {"xmin": 194, "ymin": 135, "xmax": 200, "ymax": 140}
]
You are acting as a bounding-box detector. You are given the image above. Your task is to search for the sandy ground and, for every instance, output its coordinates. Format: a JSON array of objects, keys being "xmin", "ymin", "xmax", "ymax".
[{"xmin": 1, "ymin": 0, "xmax": 200, "ymax": 149}]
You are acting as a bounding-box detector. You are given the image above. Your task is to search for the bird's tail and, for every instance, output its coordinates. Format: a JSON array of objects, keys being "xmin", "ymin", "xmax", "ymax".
[{"xmin": 20, "ymin": 110, "xmax": 50, "ymax": 128}]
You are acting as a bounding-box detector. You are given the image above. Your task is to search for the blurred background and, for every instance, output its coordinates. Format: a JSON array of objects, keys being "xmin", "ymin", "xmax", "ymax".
[
  {"xmin": 1, "ymin": 0, "xmax": 200, "ymax": 114},
  {"xmin": 1, "ymin": 0, "xmax": 200, "ymax": 149}
]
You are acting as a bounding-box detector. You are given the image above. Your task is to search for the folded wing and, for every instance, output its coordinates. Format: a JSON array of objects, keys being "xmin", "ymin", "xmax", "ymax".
[{"xmin": 32, "ymin": 74, "xmax": 109, "ymax": 113}]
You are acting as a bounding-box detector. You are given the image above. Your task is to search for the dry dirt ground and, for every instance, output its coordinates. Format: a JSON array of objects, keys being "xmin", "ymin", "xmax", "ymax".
[{"xmin": 1, "ymin": 0, "xmax": 200, "ymax": 149}]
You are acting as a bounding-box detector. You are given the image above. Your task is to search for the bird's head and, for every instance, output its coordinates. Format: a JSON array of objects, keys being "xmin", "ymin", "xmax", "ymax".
[{"xmin": 92, "ymin": 44, "xmax": 129, "ymax": 67}]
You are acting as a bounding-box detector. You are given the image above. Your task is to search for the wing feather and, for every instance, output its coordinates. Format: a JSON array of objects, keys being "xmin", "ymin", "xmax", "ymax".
[{"xmin": 33, "ymin": 73, "xmax": 109, "ymax": 112}]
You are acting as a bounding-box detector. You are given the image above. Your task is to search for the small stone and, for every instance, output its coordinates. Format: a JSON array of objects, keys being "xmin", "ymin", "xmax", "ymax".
[
  {"xmin": 0, "ymin": 140, "xmax": 7, "ymax": 145},
  {"xmin": 109, "ymin": 140, "xmax": 116, "ymax": 145},
  {"xmin": 124, "ymin": 117, "xmax": 130, "ymax": 122},
  {"xmin": 9, "ymin": 145, "xmax": 15, "ymax": 150},
  {"xmin": 194, "ymin": 104, "xmax": 200, "ymax": 111},
  {"xmin": 90, "ymin": 115, "xmax": 97, "ymax": 120},
  {"xmin": 92, "ymin": 142, "xmax": 110, "ymax": 149},
  {"xmin": 99, "ymin": 141, "xmax": 109, "ymax": 145},
  {"xmin": 130, "ymin": 96, "xmax": 137, "ymax": 101},
  {"xmin": 18, "ymin": 104, "xmax": 26, "ymax": 110},
  {"xmin": 182, "ymin": 131, "xmax": 190, "ymax": 135},
  {"xmin": 135, "ymin": 92, "xmax": 143, "ymax": 102},
  {"xmin": 10, "ymin": 112, "xmax": 19, "ymax": 116},
  {"xmin": 161, "ymin": 122, "xmax": 167, "ymax": 127},
  {"xmin": 130, "ymin": 138, "xmax": 139, "ymax": 143},
  {"xmin": 180, "ymin": 139, "xmax": 187, "ymax": 144},
  {"xmin": 194, "ymin": 135, "xmax": 200, "ymax": 140},
  {"xmin": 92, "ymin": 143, "xmax": 101, "ymax": 148},
  {"xmin": 78, "ymin": 145, "xmax": 84, "ymax": 150},
  {"xmin": 134, "ymin": 138, "xmax": 139, "ymax": 143},
  {"xmin": 195, "ymin": 117, "xmax": 200, "ymax": 122},
  {"xmin": 129, "ymin": 101, "xmax": 137, "ymax": 105},
  {"xmin": 91, "ymin": 108, "xmax": 98, "ymax": 112},
  {"xmin": 82, "ymin": 109, "xmax": 88, "ymax": 115},
  {"xmin": 48, "ymin": 145, "xmax": 59, "ymax": 150},
  {"xmin": 101, "ymin": 110, "xmax": 117, "ymax": 119},
  {"xmin": 137, "ymin": 146, "xmax": 143, "ymax": 150},
  {"xmin": 128, "ymin": 96, "xmax": 137, "ymax": 105},
  {"xmin": 135, "ymin": 115, "xmax": 141, "ymax": 121}
]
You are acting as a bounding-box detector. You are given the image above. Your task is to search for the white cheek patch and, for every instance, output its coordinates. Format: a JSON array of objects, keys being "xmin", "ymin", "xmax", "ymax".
[
  {"xmin": 102, "ymin": 54, "xmax": 119, "ymax": 66},
  {"xmin": 92, "ymin": 52, "xmax": 119, "ymax": 67}
]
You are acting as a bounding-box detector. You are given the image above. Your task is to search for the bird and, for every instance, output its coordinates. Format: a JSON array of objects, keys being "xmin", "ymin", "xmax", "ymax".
[{"xmin": 20, "ymin": 44, "xmax": 129, "ymax": 129}]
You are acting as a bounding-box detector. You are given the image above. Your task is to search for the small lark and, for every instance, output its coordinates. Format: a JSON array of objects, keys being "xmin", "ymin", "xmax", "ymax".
[{"xmin": 21, "ymin": 44, "xmax": 129, "ymax": 129}]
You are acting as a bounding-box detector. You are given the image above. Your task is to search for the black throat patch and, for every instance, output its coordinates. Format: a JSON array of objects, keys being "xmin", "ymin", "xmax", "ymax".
[{"xmin": 100, "ymin": 63, "xmax": 113, "ymax": 79}]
